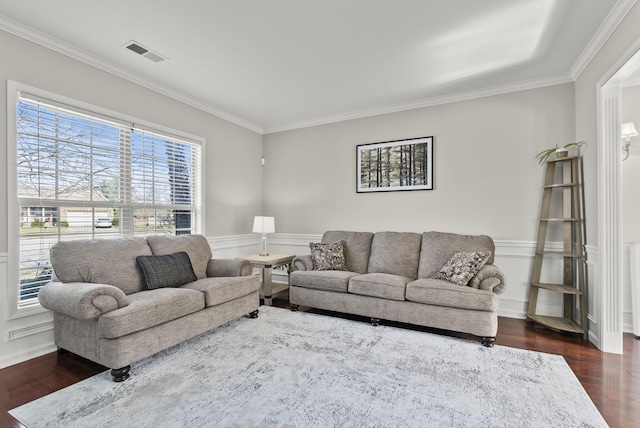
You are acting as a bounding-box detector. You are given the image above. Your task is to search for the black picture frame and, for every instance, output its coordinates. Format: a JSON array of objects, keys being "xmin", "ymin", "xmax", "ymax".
[{"xmin": 356, "ymin": 136, "xmax": 433, "ymax": 193}]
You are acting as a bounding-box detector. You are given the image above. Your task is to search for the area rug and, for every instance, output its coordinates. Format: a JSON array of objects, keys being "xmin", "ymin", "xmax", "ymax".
[{"xmin": 10, "ymin": 306, "xmax": 607, "ymax": 428}]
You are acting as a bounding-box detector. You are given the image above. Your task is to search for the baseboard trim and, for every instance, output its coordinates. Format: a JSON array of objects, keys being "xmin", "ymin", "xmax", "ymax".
[{"xmin": 0, "ymin": 342, "xmax": 57, "ymax": 370}]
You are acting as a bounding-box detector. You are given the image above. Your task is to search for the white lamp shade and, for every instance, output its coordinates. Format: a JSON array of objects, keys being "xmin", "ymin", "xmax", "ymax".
[
  {"xmin": 252, "ymin": 216, "xmax": 275, "ymax": 234},
  {"xmin": 622, "ymin": 122, "xmax": 638, "ymax": 139}
]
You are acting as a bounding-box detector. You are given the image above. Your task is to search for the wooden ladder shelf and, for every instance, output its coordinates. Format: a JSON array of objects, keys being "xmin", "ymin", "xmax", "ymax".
[{"xmin": 527, "ymin": 156, "xmax": 588, "ymax": 338}]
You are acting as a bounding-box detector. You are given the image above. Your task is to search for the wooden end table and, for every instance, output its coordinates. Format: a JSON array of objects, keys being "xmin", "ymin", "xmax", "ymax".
[{"xmin": 241, "ymin": 253, "xmax": 295, "ymax": 306}]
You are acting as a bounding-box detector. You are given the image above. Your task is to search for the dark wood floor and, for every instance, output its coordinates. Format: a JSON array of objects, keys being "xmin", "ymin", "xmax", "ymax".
[{"xmin": 2, "ymin": 295, "xmax": 639, "ymax": 427}]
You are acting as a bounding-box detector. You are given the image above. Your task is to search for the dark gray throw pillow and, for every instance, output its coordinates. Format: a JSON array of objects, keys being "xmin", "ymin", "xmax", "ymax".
[{"xmin": 136, "ymin": 251, "xmax": 197, "ymax": 289}]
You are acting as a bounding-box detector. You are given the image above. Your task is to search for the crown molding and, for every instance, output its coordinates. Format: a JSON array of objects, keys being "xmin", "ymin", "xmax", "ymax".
[
  {"xmin": 0, "ymin": 15, "xmax": 264, "ymax": 135},
  {"xmin": 264, "ymin": 73, "xmax": 573, "ymax": 134},
  {"xmin": 570, "ymin": 0, "xmax": 638, "ymax": 80},
  {"xmin": 3, "ymin": 0, "xmax": 635, "ymax": 137}
]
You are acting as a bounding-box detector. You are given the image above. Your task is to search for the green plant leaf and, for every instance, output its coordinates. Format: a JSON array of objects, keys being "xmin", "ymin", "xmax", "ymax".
[{"xmin": 535, "ymin": 141, "xmax": 585, "ymax": 165}]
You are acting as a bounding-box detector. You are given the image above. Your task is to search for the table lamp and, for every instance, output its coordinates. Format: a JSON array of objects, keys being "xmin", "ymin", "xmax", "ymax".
[{"xmin": 252, "ymin": 216, "xmax": 275, "ymax": 256}]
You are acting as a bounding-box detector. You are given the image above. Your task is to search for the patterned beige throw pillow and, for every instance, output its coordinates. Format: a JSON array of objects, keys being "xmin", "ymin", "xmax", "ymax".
[
  {"xmin": 434, "ymin": 251, "xmax": 492, "ymax": 286},
  {"xmin": 309, "ymin": 241, "xmax": 347, "ymax": 271}
]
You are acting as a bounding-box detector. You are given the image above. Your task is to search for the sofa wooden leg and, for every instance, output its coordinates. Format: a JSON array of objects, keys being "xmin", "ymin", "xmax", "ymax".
[
  {"xmin": 249, "ymin": 310, "xmax": 259, "ymax": 318},
  {"xmin": 57, "ymin": 347, "xmax": 69, "ymax": 355},
  {"xmin": 290, "ymin": 304, "xmax": 299, "ymax": 312},
  {"xmin": 111, "ymin": 366, "xmax": 130, "ymax": 382},
  {"xmin": 371, "ymin": 317, "xmax": 380, "ymax": 326},
  {"xmin": 482, "ymin": 337, "xmax": 496, "ymax": 347}
]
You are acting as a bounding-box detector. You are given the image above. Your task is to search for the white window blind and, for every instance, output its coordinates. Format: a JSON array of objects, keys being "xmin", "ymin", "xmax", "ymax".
[{"xmin": 15, "ymin": 93, "xmax": 202, "ymax": 305}]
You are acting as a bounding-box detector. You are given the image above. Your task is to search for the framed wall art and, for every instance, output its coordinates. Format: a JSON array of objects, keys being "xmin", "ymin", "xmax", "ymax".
[{"xmin": 356, "ymin": 136, "xmax": 433, "ymax": 193}]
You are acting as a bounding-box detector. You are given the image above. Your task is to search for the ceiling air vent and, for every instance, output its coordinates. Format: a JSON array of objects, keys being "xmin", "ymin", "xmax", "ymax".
[{"xmin": 124, "ymin": 40, "xmax": 166, "ymax": 63}]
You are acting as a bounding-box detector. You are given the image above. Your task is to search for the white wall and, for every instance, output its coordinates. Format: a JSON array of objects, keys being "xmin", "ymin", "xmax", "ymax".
[
  {"xmin": 0, "ymin": 29, "xmax": 264, "ymax": 368},
  {"xmin": 622, "ymin": 85, "xmax": 640, "ymax": 337},
  {"xmin": 576, "ymin": 2, "xmax": 640, "ymax": 247},
  {"xmin": 622, "ymin": 84, "xmax": 640, "ymax": 244},
  {"xmin": 263, "ymin": 84, "xmax": 575, "ymax": 240}
]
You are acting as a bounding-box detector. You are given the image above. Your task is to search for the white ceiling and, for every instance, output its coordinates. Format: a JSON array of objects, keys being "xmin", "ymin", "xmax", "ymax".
[{"xmin": 0, "ymin": 0, "xmax": 631, "ymax": 133}]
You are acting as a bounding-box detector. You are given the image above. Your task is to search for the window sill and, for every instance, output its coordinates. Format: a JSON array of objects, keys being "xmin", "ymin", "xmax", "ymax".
[{"xmin": 8, "ymin": 301, "xmax": 49, "ymax": 321}]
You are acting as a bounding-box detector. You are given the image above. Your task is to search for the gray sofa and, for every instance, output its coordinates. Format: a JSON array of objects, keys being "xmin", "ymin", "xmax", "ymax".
[
  {"xmin": 38, "ymin": 234, "xmax": 261, "ymax": 381},
  {"xmin": 290, "ymin": 231, "xmax": 507, "ymax": 346}
]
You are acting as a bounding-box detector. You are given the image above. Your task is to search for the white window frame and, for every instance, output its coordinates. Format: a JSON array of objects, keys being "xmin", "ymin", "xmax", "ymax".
[{"xmin": 6, "ymin": 81, "xmax": 206, "ymax": 319}]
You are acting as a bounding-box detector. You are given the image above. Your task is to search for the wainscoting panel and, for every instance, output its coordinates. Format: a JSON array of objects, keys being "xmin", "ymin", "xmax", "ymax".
[
  {"xmin": 623, "ymin": 243, "xmax": 636, "ymax": 334},
  {"xmin": 0, "ymin": 252, "xmax": 57, "ymax": 369},
  {"xmin": 207, "ymin": 234, "xmax": 262, "ymax": 258}
]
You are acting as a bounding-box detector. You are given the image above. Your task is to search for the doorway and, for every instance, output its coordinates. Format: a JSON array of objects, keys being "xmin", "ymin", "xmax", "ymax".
[{"xmin": 598, "ymin": 39, "xmax": 640, "ymax": 354}]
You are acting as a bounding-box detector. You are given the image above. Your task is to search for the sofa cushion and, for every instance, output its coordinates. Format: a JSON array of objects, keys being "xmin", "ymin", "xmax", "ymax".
[
  {"xmin": 406, "ymin": 278, "xmax": 498, "ymax": 311},
  {"xmin": 418, "ymin": 232, "xmax": 496, "ymax": 279},
  {"xmin": 290, "ymin": 270, "xmax": 360, "ymax": 293},
  {"xmin": 146, "ymin": 234, "xmax": 212, "ymax": 280},
  {"xmin": 348, "ymin": 273, "xmax": 410, "ymax": 301},
  {"xmin": 98, "ymin": 287, "xmax": 205, "ymax": 338},
  {"xmin": 309, "ymin": 241, "xmax": 347, "ymax": 271},
  {"xmin": 137, "ymin": 252, "xmax": 197, "ymax": 289},
  {"xmin": 434, "ymin": 251, "xmax": 491, "ymax": 286},
  {"xmin": 50, "ymin": 237, "xmax": 152, "ymax": 295},
  {"xmin": 322, "ymin": 231, "xmax": 374, "ymax": 274},
  {"xmin": 367, "ymin": 232, "xmax": 422, "ymax": 279},
  {"xmin": 181, "ymin": 275, "xmax": 260, "ymax": 307}
]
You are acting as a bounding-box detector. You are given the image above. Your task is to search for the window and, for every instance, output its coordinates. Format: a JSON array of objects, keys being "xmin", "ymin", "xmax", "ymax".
[{"xmin": 10, "ymin": 84, "xmax": 203, "ymax": 310}]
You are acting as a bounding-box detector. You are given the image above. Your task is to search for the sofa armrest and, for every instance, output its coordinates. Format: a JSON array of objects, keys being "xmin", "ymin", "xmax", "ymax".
[
  {"xmin": 291, "ymin": 255, "xmax": 314, "ymax": 272},
  {"xmin": 38, "ymin": 281, "xmax": 129, "ymax": 320},
  {"xmin": 468, "ymin": 264, "xmax": 507, "ymax": 294},
  {"xmin": 207, "ymin": 259, "xmax": 253, "ymax": 277}
]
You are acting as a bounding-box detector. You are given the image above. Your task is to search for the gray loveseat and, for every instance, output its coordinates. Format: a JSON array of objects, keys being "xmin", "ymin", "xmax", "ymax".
[
  {"xmin": 290, "ymin": 231, "xmax": 507, "ymax": 346},
  {"xmin": 39, "ymin": 234, "xmax": 261, "ymax": 381}
]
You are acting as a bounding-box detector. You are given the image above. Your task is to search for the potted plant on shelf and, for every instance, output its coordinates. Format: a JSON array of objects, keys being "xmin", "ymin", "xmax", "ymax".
[{"xmin": 536, "ymin": 141, "xmax": 585, "ymax": 165}]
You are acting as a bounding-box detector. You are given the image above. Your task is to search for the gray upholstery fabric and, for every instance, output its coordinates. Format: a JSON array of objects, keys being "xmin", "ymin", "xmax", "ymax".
[
  {"xmin": 322, "ymin": 231, "xmax": 374, "ymax": 274},
  {"xmin": 181, "ymin": 274, "xmax": 261, "ymax": 307},
  {"xmin": 291, "ymin": 255, "xmax": 314, "ymax": 272},
  {"xmin": 367, "ymin": 231, "xmax": 422, "ymax": 279},
  {"xmin": 146, "ymin": 234, "xmax": 212, "ymax": 280},
  {"xmin": 53, "ymin": 292, "xmax": 258, "ymax": 370},
  {"xmin": 52, "ymin": 313, "xmax": 101, "ymax": 365},
  {"xmin": 39, "ymin": 281, "xmax": 129, "ymax": 319},
  {"xmin": 50, "ymin": 237, "xmax": 151, "ymax": 295},
  {"xmin": 348, "ymin": 273, "xmax": 410, "ymax": 301},
  {"xmin": 406, "ymin": 279, "xmax": 498, "ymax": 311},
  {"xmin": 289, "ymin": 285, "xmax": 498, "ymax": 337},
  {"xmin": 468, "ymin": 264, "xmax": 507, "ymax": 294},
  {"xmin": 290, "ymin": 270, "xmax": 359, "ymax": 292},
  {"xmin": 418, "ymin": 232, "xmax": 496, "ymax": 279},
  {"xmin": 207, "ymin": 259, "xmax": 253, "ymax": 277},
  {"xmin": 96, "ymin": 292, "xmax": 258, "ymax": 369},
  {"xmin": 98, "ymin": 288, "xmax": 205, "ymax": 338}
]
